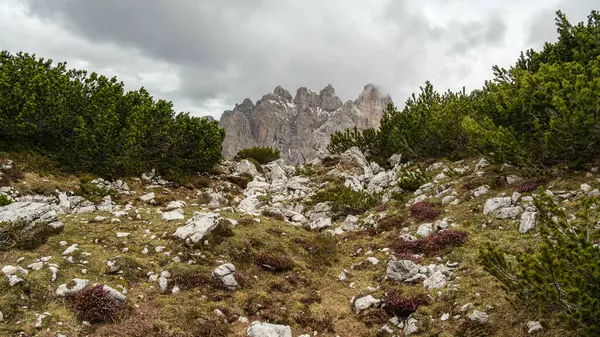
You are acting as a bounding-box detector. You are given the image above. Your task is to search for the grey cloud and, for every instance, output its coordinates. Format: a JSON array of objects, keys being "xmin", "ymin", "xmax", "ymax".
[
  {"xmin": 527, "ymin": 0, "xmax": 599, "ymax": 46},
  {"xmin": 21, "ymin": 0, "xmax": 515, "ymax": 117}
]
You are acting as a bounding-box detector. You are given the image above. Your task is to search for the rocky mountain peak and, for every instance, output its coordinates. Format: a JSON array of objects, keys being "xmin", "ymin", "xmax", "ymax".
[
  {"xmin": 220, "ymin": 84, "xmax": 393, "ymax": 163},
  {"xmin": 273, "ymin": 85, "xmax": 293, "ymax": 101},
  {"xmin": 355, "ymin": 84, "xmax": 392, "ymax": 128}
]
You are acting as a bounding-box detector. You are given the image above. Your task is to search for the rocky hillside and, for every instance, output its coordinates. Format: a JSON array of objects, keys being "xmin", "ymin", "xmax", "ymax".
[
  {"xmin": 1, "ymin": 150, "xmax": 595, "ymax": 336},
  {"xmin": 219, "ymin": 84, "xmax": 392, "ymax": 163}
]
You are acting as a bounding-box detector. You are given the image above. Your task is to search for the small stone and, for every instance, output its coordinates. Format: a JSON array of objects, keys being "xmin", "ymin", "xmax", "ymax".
[
  {"xmin": 27, "ymin": 262, "xmax": 44, "ymax": 271},
  {"xmin": 116, "ymin": 232, "xmax": 130, "ymax": 238},
  {"xmin": 139, "ymin": 192, "xmax": 155, "ymax": 202},
  {"xmin": 8, "ymin": 275, "xmax": 24, "ymax": 286},
  {"xmin": 338, "ymin": 270, "xmax": 349, "ymax": 282},
  {"xmin": 506, "ymin": 175, "xmax": 523, "ymax": 185},
  {"xmin": 56, "ymin": 278, "xmax": 89, "ymax": 296},
  {"xmin": 468, "ymin": 310, "xmax": 489, "ymax": 324},
  {"xmin": 238, "ymin": 316, "xmax": 249, "ymax": 323},
  {"xmin": 472, "ymin": 185, "xmax": 489, "ymax": 197},
  {"xmin": 91, "ymin": 216, "xmax": 107, "ymax": 223},
  {"xmin": 2, "ymin": 265, "xmax": 28, "ymax": 276},
  {"xmin": 460, "ymin": 303, "xmax": 473, "ymax": 312},
  {"xmin": 246, "ymin": 321, "xmax": 292, "ymax": 337},
  {"xmin": 158, "ymin": 277, "xmax": 169, "ymax": 293},
  {"xmin": 404, "ymin": 317, "xmax": 419, "ymax": 335},
  {"xmin": 441, "ymin": 313, "xmax": 450, "ymax": 321},
  {"xmin": 527, "ymin": 320, "xmax": 543, "ymax": 334},
  {"xmin": 212, "ymin": 263, "xmax": 239, "ymax": 290},
  {"xmin": 442, "ymin": 195, "xmax": 457, "ymax": 205},
  {"xmin": 416, "ymin": 223, "xmax": 433, "ymax": 237},
  {"xmin": 171, "ymin": 286, "xmax": 180, "ymax": 294},
  {"xmin": 141, "ymin": 247, "xmax": 149, "ymax": 255},
  {"xmin": 353, "ymin": 295, "xmax": 381, "ymax": 314},
  {"xmin": 475, "ymin": 158, "xmax": 490, "ymax": 170},
  {"xmin": 62, "ymin": 244, "xmax": 79, "ymax": 255},
  {"xmin": 366, "ymin": 257, "xmax": 379, "ymax": 265}
]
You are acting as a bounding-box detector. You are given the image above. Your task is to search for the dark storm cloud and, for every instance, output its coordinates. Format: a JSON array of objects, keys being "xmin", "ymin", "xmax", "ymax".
[{"xmin": 21, "ymin": 0, "xmax": 515, "ymax": 117}]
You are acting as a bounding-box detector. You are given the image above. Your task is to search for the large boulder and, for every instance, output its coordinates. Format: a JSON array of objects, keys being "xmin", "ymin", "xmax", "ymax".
[
  {"xmin": 367, "ymin": 171, "xmax": 393, "ymax": 193},
  {"xmin": 237, "ymin": 196, "xmax": 264, "ymax": 215},
  {"xmin": 308, "ymin": 217, "xmax": 333, "ymax": 230},
  {"xmin": 339, "ymin": 147, "xmax": 372, "ymax": 178},
  {"xmin": 387, "ymin": 260, "xmax": 420, "ymax": 282},
  {"xmin": 173, "ymin": 213, "xmax": 222, "ymax": 245},
  {"xmin": 0, "ymin": 202, "xmax": 64, "ymax": 248},
  {"xmin": 235, "ymin": 160, "xmax": 260, "ymax": 178},
  {"xmin": 483, "ymin": 197, "xmax": 512, "ymax": 216}
]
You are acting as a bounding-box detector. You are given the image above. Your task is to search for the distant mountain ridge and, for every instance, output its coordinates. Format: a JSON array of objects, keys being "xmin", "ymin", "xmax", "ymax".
[{"xmin": 219, "ymin": 84, "xmax": 392, "ymax": 163}]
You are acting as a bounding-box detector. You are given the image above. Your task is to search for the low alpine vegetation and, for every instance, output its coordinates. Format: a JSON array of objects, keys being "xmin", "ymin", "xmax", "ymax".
[
  {"xmin": 0, "ymin": 194, "xmax": 12, "ymax": 206},
  {"xmin": 515, "ymin": 181, "xmax": 543, "ymax": 193},
  {"xmin": 312, "ymin": 185, "xmax": 381, "ymax": 218},
  {"xmin": 383, "ymin": 289, "xmax": 429, "ymax": 317},
  {"xmin": 329, "ymin": 10, "xmax": 600, "ymax": 170},
  {"xmin": 392, "ymin": 230, "xmax": 468, "ymax": 256},
  {"xmin": 480, "ymin": 193, "xmax": 600, "ymax": 334},
  {"xmin": 235, "ymin": 146, "xmax": 281, "ymax": 164},
  {"xmin": 410, "ymin": 201, "xmax": 442, "ymax": 222},
  {"xmin": 67, "ymin": 285, "xmax": 121, "ymax": 323},
  {"xmin": 397, "ymin": 168, "xmax": 430, "ymax": 192},
  {"xmin": 0, "ymin": 51, "xmax": 225, "ymax": 179}
]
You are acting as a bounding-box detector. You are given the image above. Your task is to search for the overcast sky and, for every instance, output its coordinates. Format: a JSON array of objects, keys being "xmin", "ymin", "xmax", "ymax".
[{"xmin": 1, "ymin": 0, "xmax": 597, "ymax": 118}]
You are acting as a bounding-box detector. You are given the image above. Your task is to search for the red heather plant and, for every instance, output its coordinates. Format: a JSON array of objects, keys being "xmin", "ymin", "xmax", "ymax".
[
  {"xmin": 516, "ymin": 181, "xmax": 543, "ymax": 193},
  {"xmin": 69, "ymin": 285, "xmax": 119, "ymax": 323},
  {"xmin": 383, "ymin": 289, "xmax": 429, "ymax": 317},
  {"xmin": 410, "ymin": 202, "xmax": 442, "ymax": 221},
  {"xmin": 392, "ymin": 230, "xmax": 468, "ymax": 256}
]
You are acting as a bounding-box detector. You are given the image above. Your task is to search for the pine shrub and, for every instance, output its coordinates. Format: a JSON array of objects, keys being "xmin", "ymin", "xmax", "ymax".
[
  {"xmin": 480, "ymin": 191, "xmax": 600, "ymax": 333},
  {"xmin": 398, "ymin": 168, "xmax": 430, "ymax": 192},
  {"xmin": 312, "ymin": 185, "xmax": 381, "ymax": 218},
  {"xmin": 235, "ymin": 146, "xmax": 280, "ymax": 164},
  {"xmin": 294, "ymin": 164, "xmax": 316, "ymax": 177},
  {"xmin": 0, "ymin": 51, "xmax": 225, "ymax": 179},
  {"xmin": 327, "ymin": 10, "xmax": 600, "ymax": 170},
  {"xmin": 0, "ymin": 194, "xmax": 12, "ymax": 206}
]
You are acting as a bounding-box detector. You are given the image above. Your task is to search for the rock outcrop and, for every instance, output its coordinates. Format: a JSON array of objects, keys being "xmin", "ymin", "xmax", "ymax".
[{"xmin": 220, "ymin": 84, "xmax": 392, "ymax": 163}]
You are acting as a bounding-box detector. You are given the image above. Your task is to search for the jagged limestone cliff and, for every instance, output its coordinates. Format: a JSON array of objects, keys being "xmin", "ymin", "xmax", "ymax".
[{"xmin": 219, "ymin": 84, "xmax": 392, "ymax": 163}]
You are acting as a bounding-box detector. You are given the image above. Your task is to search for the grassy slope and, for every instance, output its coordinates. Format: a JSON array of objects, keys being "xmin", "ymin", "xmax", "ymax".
[{"xmin": 1, "ymin": 156, "xmax": 595, "ymax": 336}]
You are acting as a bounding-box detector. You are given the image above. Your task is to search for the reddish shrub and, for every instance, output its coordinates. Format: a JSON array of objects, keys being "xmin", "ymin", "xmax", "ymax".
[
  {"xmin": 383, "ymin": 289, "xmax": 429, "ymax": 317},
  {"xmin": 69, "ymin": 285, "xmax": 119, "ymax": 323},
  {"xmin": 410, "ymin": 202, "xmax": 442, "ymax": 221},
  {"xmin": 516, "ymin": 181, "xmax": 542, "ymax": 193},
  {"xmin": 391, "ymin": 230, "xmax": 468, "ymax": 256}
]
